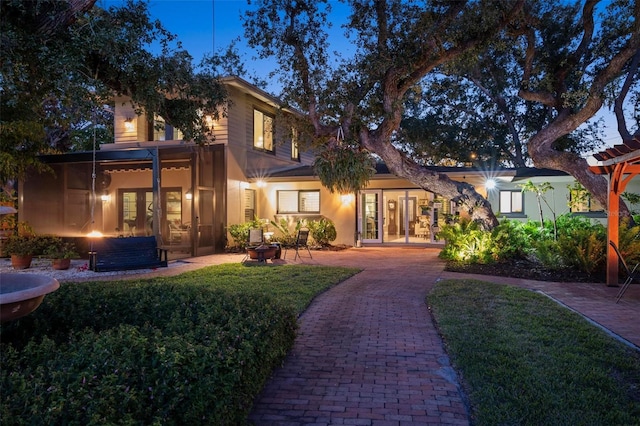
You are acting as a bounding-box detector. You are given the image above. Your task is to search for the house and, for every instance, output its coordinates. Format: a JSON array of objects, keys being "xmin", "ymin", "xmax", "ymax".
[{"xmin": 16, "ymin": 77, "xmax": 640, "ymax": 259}]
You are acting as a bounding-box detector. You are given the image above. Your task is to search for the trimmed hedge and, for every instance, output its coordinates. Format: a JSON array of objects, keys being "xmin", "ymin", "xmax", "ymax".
[{"xmin": 1, "ymin": 280, "xmax": 298, "ymax": 425}]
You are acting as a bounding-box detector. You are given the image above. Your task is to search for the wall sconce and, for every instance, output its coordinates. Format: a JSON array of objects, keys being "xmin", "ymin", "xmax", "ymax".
[
  {"xmin": 124, "ymin": 117, "xmax": 135, "ymax": 131},
  {"xmin": 256, "ymin": 180, "xmax": 266, "ymax": 188},
  {"xmin": 340, "ymin": 193, "xmax": 354, "ymax": 205},
  {"xmin": 100, "ymin": 191, "xmax": 110, "ymax": 202},
  {"xmin": 205, "ymin": 115, "xmax": 215, "ymax": 128},
  {"xmin": 485, "ymin": 179, "xmax": 497, "ymax": 190},
  {"xmin": 185, "ymin": 189, "xmax": 193, "ymax": 200}
]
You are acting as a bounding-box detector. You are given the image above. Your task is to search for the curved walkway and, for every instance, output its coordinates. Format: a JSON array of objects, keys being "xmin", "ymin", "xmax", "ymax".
[{"xmin": 248, "ymin": 248, "xmax": 469, "ymax": 425}]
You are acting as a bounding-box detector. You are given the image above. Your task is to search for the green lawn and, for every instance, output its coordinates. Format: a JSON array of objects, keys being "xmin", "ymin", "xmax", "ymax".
[{"xmin": 428, "ymin": 279, "xmax": 640, "ymax": 425}]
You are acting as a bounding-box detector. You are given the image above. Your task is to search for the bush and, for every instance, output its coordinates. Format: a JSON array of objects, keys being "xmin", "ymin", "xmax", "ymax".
[
  {"xmin": 439, "ymin": 219, "xmax": 495, "ymax": 263},
  {"xmin": 307, "ymin": 218, "xmax": 337, "ymax": 246},
  {"xmin": 1, "ymin": 281, "xmax": 297, "ymax": 425},
  {"xmin": 227, "ymin": 217, "xmax": 263, "ymax": 249}
]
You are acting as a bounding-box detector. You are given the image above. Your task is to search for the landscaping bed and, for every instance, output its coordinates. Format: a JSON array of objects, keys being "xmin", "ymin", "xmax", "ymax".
[{"xmin": 445, "ymin": 258, "xmax": 608, "ymax": 283}]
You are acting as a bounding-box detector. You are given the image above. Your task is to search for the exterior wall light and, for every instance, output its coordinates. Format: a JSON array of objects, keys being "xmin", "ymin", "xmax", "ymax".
[
  {"xmin": 485, "ymin": 179, "xmax": 497, "ymax": 190},
  {"xmin": 185, "ymin": 189, "xmax": 193, "ymax": 200},
  {"xmin": 257, "ymin": 180, "xmax": 267, "ymax": 188},
  {"xmin": 124, "ymin": 117, "xmax": 135, "ymax": 132}
]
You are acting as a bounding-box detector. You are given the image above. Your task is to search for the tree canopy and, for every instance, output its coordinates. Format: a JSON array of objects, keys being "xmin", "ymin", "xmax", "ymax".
[
  {"xmin": 0, "ymin": 0, "xmax": 229, "ymax": 185},
  {"xmin": 243, "ymin": 0, "xmax": 639, "ymax": 228}
]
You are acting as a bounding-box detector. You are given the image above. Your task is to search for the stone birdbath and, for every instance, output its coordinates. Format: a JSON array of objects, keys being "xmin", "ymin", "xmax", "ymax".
[{"xmin": 0, "ymin": 273, "xmax": 60, "ymax": 322}]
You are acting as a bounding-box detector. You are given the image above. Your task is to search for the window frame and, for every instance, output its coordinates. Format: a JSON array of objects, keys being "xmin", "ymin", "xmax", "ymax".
[
  {"xmin": 291, "ymin": 128, "xmax": 300, "ymax": 161},
  {"xmin": 277, "ymin": 190, "xmax": 320, "ymax": 214},
  {"xmin": 499, "ymin": 190, "xmax": 524, "ymax": 215},
  {"xmin": 253, "ymin": 108, "xmax": 275, "ymax": 153}
]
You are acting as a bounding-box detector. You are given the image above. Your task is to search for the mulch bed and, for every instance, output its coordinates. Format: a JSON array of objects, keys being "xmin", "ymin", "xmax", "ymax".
[{"xmin": 445, "ymin": 259, "xmax": 607, "ymax": 284}]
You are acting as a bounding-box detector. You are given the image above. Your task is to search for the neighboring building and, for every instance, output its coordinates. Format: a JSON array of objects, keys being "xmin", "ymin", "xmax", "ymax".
[{"xmin": 17, "ymin": 77, "xmax": 639, "ymax": 258}]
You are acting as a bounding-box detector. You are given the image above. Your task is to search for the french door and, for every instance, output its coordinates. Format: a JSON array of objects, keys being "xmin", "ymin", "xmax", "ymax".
[{"xmin": 359, "ymin": 190, "xmax": 383, "ymax": 243}]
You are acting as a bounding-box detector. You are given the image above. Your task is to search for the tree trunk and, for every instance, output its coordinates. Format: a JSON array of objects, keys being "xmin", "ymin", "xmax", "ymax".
[
  {"xmin": 362, "ymin": 132, "xmax": 499, "ymax": 230},
  {"xmin": 528, "ymin": 125, "xmax": 631, "ymax": 218}
]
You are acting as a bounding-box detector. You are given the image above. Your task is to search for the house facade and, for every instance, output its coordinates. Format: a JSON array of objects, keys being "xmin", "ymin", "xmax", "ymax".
[{"xmin": 17, "ymin": 77, "xmax": 639, "ymax": 259}]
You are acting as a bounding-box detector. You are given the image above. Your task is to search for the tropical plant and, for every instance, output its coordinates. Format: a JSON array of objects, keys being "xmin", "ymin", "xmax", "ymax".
[
  {"xmin": 269, "ymin": 218, "xmax": 302, "ymax": 247},
  {"xmin": 307, "ymin": 218, "xmax": 337, "ymax": 247},
  {"xmin": 227, "ymin": 217, "xmax": 263, "ymax": 250},
  {"xmin": 438, "ymin": 219, "xmax": 495, "ymax": 264}
]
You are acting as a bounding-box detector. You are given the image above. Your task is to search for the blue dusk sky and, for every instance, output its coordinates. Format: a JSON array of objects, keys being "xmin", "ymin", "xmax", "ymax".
[{"xmin": 99, "ymin": 0, "xmax": 351, "ymax": 94}]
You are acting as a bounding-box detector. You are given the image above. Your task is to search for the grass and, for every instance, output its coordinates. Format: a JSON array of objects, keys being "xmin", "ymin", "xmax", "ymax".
[
  {"xmin": 428, "ymin": 279, "xmax": 640, "ymax": 425},
  {"xmin": 155, "ymin": 263, "xmax": 360, "ymax": 314}
]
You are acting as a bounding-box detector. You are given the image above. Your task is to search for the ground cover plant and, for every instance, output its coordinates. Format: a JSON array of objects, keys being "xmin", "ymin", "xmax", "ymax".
[
  {"xmin": 428, "ymin": 279, "xmax": 640, "ymax": 425},
  {"xmin": 0, "ymin": 263, "xmax": 359, "ymax": 425},
  {"xmin": 441, "ymin": 215, "xmax": 640, "ymax": 283}
]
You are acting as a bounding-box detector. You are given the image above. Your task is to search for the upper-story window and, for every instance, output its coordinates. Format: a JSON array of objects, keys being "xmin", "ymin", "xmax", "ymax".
[
  {"xmin": 291, "ymin": 128, "xmax": 300, "ymax": 161},
  {"xmin": 253, "ymin": 109, "xmax": 274, "ymax": 152},
  {"xmin": 499, "ymin": 190, "xmax": 523, "ymax": 214},
  {"xmin": 152, "ymin": 115, "xmax": 183, "ymax": 141}
]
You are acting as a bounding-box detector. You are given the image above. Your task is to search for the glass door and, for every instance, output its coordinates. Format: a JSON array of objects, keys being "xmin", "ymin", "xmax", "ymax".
[
  {"xmin": 359, "ymin": 190, "xmax": 382, "ymax": 243},
  {"xmin": 119, "ymin": 190, "xmax": 153, "ymax": 236}
]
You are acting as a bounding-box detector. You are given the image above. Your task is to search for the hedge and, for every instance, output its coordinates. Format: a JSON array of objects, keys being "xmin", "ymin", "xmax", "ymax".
[{"xmin": 1, "ymin": 281, "xmax": 298, "ymax": 425}]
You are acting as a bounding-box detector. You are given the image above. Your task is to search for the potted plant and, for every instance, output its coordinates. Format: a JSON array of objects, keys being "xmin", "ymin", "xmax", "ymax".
[
  {"xmin": 44, "ymin": 238, "xmax": 79, "ymax": 270},
  {"xmin": 4, "ymin": 235, "xmax": 38, "ymax": 269}
]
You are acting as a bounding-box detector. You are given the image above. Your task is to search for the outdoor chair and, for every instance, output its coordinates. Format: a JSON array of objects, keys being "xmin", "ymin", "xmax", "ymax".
[
  {"xmin": 284, "ymin": 228, "xmax": 312, "ymax": 261},
  {"xmin": 242, "ymin": 228, "xmax": 264, "ymax": 263},
  {"xmin": 609, "ymin": 241, "xmax": 640, "ymax": 303}
]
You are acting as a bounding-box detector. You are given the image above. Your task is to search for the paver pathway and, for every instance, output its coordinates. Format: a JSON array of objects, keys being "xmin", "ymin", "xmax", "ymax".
[{"xmin": 248, "ymin": 248, "xmax": 470, "ymax": 425}]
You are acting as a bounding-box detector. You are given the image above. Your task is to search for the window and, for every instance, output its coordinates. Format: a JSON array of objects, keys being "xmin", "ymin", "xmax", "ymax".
[
  {"xmin": 291, "ymin": 128, "xmax": 300, "ymax": 161},
  {"xmin": 278, "ymin": 190, "xmax": 320, "ymax": 213},
  {"xmin": 569, "ymin": 189, "xmax": 604, "ymax": 213},
  {"xmin": 499, "ymin": 191, "xmax": 523, "ymax": 214},
  {"xmin": 253, "ymin": 109, "xmax": 274, "ymax": 152},
  {"xmin": 152, "ymin": 115, "xmax": 183, "ymax": 141},
  {"xmin": 244, "ymin": 189, "xmax": 256, "ymax": 222}
]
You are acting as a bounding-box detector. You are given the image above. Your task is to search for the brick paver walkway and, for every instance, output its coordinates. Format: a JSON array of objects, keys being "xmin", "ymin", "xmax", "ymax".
[{"xmin": 248, "ymin": 248, "xmax": 469, "ymax": 425}]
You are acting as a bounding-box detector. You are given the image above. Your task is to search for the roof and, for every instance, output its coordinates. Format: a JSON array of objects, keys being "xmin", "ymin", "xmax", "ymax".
[
  {"xmin": 262, "ymin": 163, "xmax": 565, "ymax": 181},
  {"xmin": 590, "ymin": 135, "xmax": 640, "ymax": 175}
]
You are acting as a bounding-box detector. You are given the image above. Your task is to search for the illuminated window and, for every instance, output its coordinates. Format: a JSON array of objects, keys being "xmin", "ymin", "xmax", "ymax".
[
  {"xmin": 499, "ymin": 191, "xmax": 523, "ymax": 214},
  {"xmin": 291, "ymin": 128, "xmax": 300, "ymax": 161},
  {"xmin": 278, "ymin": 190, "xmax": 320, "ymax": 213},
  {"xmin": 151, "ymin": 115, "xmax": 183, "ymax": 141},
  {"xmin": 253, "ymin": 109, "xmax": 274, "ymax": 152}
]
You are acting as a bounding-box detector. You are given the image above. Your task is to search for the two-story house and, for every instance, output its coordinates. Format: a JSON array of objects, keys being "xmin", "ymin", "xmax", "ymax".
[{"xmin": 16, "ymin": 76, "xmax": 639, "ymax": 259}]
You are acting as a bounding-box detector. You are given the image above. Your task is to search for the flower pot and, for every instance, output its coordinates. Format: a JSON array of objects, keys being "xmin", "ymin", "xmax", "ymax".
[
  {"xmin": 52, "ymin": 258, "xmax": 71, "ymax": 270},
  {"xmin": 11, "ymin": 254, "xmax": 33, "ymax": 270}
]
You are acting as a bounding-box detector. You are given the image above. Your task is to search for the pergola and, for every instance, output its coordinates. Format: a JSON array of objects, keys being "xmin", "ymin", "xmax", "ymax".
[{"xmin": 589, "ymin": 136, "xmax": 640, "ymax": 286}]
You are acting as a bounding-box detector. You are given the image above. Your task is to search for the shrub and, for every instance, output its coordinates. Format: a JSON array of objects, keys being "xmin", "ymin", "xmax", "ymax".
[
  {"xmin": 1, "ymin": 281, "xmax": 298, "ymax": 425},
  {"xmin": 227, "ymin": 217, "xmax": 263, "ymax": 249},
  {"xmin": 439, "ymin": 219, "xmax": 495, "ymax": 263},
  {"xmin": 556, "ymin": 226, "xmax": 606, "ymax": 275},
  {"xmin": 307, "ymin": 218, "xmax": 337, "ymax": 246}
]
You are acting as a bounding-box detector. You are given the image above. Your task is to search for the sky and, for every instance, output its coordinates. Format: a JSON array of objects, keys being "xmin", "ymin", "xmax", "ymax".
[{"xmin": 99, "ymin": 0, "xmax": 350, "ymax": 94}]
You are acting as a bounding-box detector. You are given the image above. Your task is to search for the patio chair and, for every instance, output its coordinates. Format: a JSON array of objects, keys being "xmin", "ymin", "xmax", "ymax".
[
  {"xmin": 242, "ymin": 228, "xmax": 264, "ymax": 263},
  {"xmin": 284, "ymin": 228, "xmax": 312, "ymax": 261},
  {"xmin": 609, "ymin": 241, "xmax": 640, "ymax": 303}
]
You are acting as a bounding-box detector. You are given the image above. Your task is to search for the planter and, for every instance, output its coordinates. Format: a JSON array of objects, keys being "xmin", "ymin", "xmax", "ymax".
[
  {"xmin": 52, "ymin": 258, "xmax": 72, "ymax": 270},
  {"xmin": 11, "ymin": 254, "xmax": 33, "ymax": 270}
]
